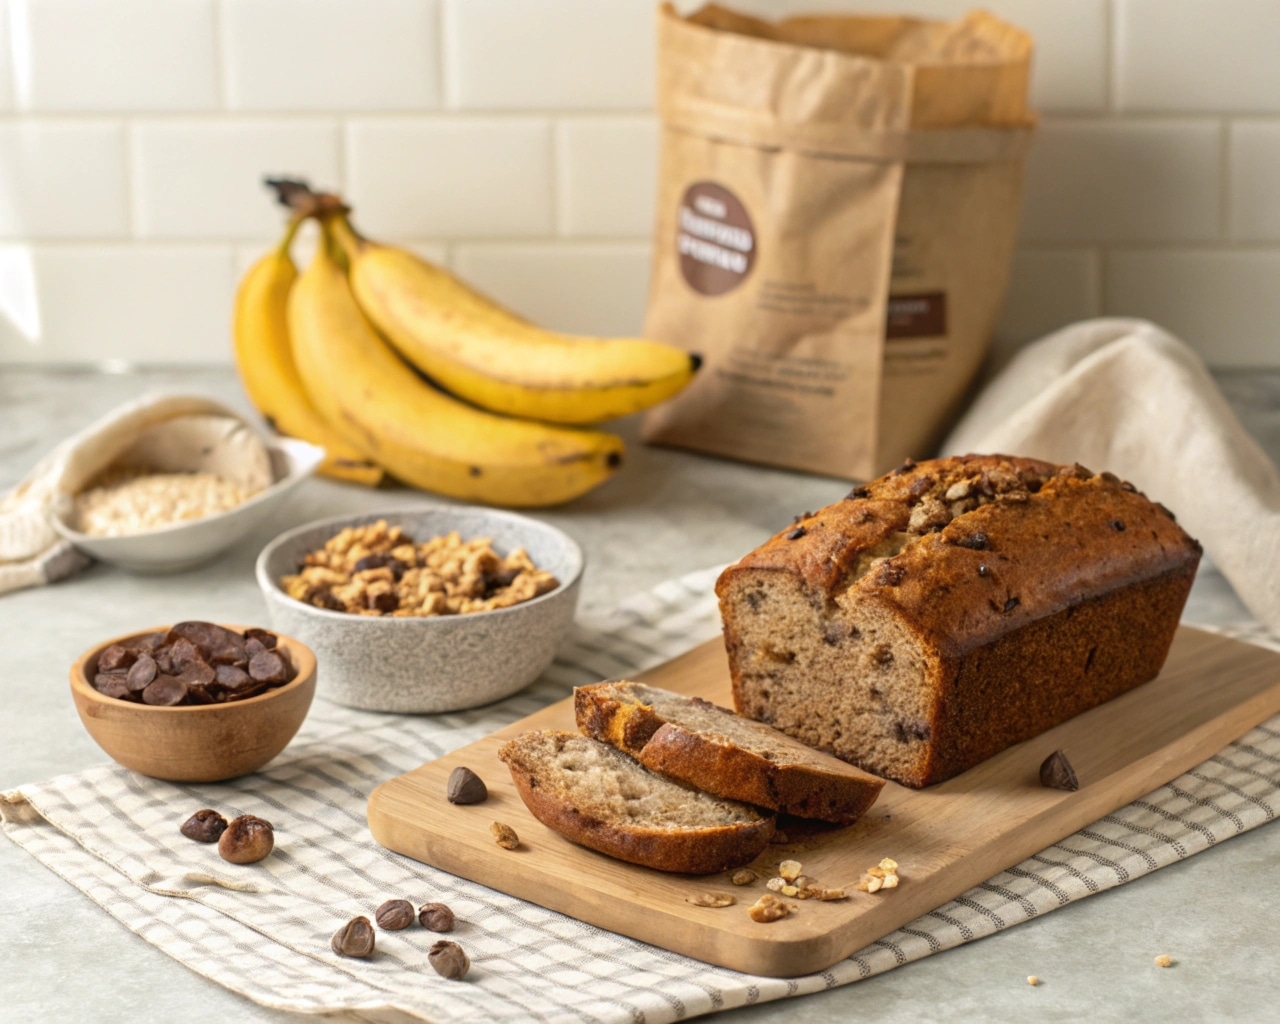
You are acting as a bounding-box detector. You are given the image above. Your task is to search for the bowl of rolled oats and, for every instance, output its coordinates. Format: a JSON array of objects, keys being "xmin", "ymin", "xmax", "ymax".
[{"xmin": 255, "ymin": 507, "xmax": 584, "ymax": 712}]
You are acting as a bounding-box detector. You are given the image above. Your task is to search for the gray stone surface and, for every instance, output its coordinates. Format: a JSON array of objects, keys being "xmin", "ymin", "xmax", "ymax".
[{"xmin": 1, "ymin": 367, "xmax": 1277, "ymax": 1023}]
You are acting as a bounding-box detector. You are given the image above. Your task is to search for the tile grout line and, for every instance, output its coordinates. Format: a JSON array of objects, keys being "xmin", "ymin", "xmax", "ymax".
[{"xmin": 1219, "ymin": 118, "xmax": 1233, "ymax": 243}]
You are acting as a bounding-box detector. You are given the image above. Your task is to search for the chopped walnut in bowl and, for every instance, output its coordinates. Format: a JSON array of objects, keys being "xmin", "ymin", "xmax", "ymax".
[
  {"xmin": 257, "ymin": 507, "xmax": 583, "ymax": 713},
  {"xmin": 281, "ymin": 521, "xmax": 559, "ymax": 618}
]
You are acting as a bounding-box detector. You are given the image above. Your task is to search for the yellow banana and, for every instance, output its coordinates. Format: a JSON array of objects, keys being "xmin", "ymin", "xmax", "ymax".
[
  {"xmin": 288, "ymin": 222, "xmax": 625, "ymax": 508},
  {"xmin": 328, "ymin": 216, "xmax": 699, "ymax": 426},
  {"xmin": 232, "ymin": 219, "xmax": 383, "ymax": 487}
]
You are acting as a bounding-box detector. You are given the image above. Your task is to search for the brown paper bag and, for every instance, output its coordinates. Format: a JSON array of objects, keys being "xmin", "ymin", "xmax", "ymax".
[{"xmin": 642, "ymin": 4, "xmax": 1034, "ymax": 479}]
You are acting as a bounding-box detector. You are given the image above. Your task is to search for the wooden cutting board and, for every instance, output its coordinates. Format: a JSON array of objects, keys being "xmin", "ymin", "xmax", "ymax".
[{"xmin": 367, "ymin": 626, "xmax": 1280, "ymax": 977}]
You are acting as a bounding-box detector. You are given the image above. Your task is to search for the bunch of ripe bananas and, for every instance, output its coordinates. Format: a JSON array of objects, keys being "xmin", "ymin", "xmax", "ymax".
[{"xmin": 232, "ymin": 180, "xmax": 698, "ymax": 507}]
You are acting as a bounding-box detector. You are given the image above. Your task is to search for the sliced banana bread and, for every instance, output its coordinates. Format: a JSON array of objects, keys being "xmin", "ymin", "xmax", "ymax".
[
  {"xmin": 575, "ymin": 680, "xmax": 884, "ymax": 824},
  {"xmin": 497, "ymin": 730, "xmax": 775, "ymax": 873},
  {"xmin": 718, "ymin": 454, "xmax": 1202, "ymax": 788}
]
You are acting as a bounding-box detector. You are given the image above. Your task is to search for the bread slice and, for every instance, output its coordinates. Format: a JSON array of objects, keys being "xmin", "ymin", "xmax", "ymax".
[
  {"xmin": 497, "ymin": 730, "xmax": 775, "ymax": 874},
  {"xmin": 576, "ymin": 680, "xmax": 884, "ymax": 824}
]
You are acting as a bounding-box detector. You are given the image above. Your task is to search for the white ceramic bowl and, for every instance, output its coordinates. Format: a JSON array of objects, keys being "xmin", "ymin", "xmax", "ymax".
[
  {"xmin": 255, "ymin": 507, "xmax": 584, "ymax": 713},
  {"xmin": 52, "ymin": 437, "xmax": 325, "ymax": 574}
]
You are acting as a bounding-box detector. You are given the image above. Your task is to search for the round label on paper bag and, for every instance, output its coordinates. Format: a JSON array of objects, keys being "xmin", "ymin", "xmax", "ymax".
[{"xmin": 676, "ymin": 182, "xmax": 756, "ymax": 296}]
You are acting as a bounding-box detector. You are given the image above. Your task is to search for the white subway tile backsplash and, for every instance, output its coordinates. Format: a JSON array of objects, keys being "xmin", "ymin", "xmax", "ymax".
[
  {"xmin": 232, "ymin": 234, "xmax": 445, "ymax": 280},
  {"xmin": 445, "ymin": 0, "xmax": 655, "ymax": 111},
  {"xmin": 346, "ymin": 119, "xmax": 553, "ymax": 238},
  {"xmin": 132, "ymin": 121, "xmax": 340, "ymax": 240},
  {"xmin": 452, "ymin": 243, "xmax": 650, "ymax": 337},
  {"xmin": 1019, "ymin": 119, "xmax": 1221, "ymax": 244},
  {"xmin": 557, "ymin": 118, "xmax": 658, "ymax": 238},
  {"xmin": 10, "ymin": 0, "xmax": 218, "ymax": 112},
  {"xmin": 1229, "ymin": 121, "xmax": 1280, "ymax": 242},
  {"xmin": 222, "ymin": 0, "xmax": 441, "ymax": 112},
  {"xmin": 0, "ymin": 2, "xmax": 13, "ymax": 111},
  {"xmin": 1116, "ymin": 0, "xmax": 1280, "ymax": 113},
  {"xmin": 0, "ymin": 122, "xmax": 128, "ymax": 239},
  {"xmin": 1106, "ymin": 249, "xmax": 1280, "ymax": 368},
  {"xmin": 992, "ymin": 248, "xmax": 1101, "ymax": 365},
  {"xmin": 0, "ymin": 245, "xmax": 234, "ymax": 363},
  {"xmin": 671, "ymin": 0, "xmax": 1107, "ymax": 112}
]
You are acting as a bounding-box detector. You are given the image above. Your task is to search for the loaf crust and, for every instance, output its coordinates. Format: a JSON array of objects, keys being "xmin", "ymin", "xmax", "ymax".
[
  {"xmin": 576, "ymin": 680, "xmax": 884, "ymax": 824},
  {"xmin": 717, "ymin": 454, "xmax": 1202, "ymax": 788},
  {"xmin": 498, "ymin": 730, "xmax": 776, "ymax": 874}
]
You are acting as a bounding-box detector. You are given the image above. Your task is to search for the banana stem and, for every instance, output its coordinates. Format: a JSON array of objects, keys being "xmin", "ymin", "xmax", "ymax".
[{"xmin": 276, "ymin": 215, "xmax": 304, "ymax": 258}]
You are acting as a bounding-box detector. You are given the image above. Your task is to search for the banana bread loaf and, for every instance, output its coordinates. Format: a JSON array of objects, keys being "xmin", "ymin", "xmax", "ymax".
[
  {"xmin": 717, "ymin": 455, "xmax": 1202, "ymax": 788},
  {"xmin": 498, "ymin": 730, "xmax": 776, "ymax": 873},
  {"xmin": 576, "ymin": 680, "xmax": 884, "ymax": 823}
]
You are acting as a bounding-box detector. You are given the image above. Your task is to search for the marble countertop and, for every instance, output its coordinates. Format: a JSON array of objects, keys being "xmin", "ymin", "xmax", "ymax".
[{"xmin": 2, "ymin": 367, "xmax": 1277, "ymax": 1024}]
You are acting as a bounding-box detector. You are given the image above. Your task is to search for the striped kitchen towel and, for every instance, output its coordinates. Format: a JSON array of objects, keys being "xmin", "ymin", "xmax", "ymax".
[{"xmin": 3, "ymin": 566, "xmax": 1280, "ymax": 1024}]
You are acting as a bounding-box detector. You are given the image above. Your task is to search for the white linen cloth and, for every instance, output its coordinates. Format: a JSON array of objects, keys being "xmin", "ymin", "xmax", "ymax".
[
  {"xmin": 4, "ymin": 567, "xmax": 1280, "ymax": 1024},
  {"xmin": 943, "ymin": 318, "xmax": 1280, "ymax": 635}
]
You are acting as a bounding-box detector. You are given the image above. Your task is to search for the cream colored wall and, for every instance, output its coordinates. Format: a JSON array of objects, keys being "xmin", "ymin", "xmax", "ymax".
[{"xmin": 0, "ymin": 0, "xmax": 1276, "ymax": 367}]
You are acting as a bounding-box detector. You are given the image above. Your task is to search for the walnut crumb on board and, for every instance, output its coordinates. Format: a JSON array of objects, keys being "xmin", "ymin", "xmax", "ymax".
[
  {"xmin": 1155, "ymin": 954, "xmax": 1173, "ymax": 968},
  {"xmin": 1027, "ymin": 975, "xmax": 1040, "ymax": 987}
]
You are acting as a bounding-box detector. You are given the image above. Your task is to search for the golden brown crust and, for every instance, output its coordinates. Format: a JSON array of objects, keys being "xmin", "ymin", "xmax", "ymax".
[
  {"xmin": 575, "ymin": 682, "xmax": 885, "ymax": 824},
  {"xmin": 498, "ymin": 731, "xmax": 775, "ymax": 874}
]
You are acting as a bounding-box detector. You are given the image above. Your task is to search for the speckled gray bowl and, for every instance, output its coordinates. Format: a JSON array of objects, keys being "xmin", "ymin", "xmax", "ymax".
[{"xmin": 255, "ymin": 507, "xmax": 583, "ymax": 713}]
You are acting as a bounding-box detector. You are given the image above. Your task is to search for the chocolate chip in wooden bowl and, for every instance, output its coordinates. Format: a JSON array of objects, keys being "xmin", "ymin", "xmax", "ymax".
[
  {"xmin": 446, "ymin": 766, "xmax": 488, "ymax": 805},
  {"xmin": 248, "ymin": 649, "xmax": 294, "ymax": 685},
  {"xmin": 1039, "ymin": 749, "xmax": 1079, "ymax": 791},
  {"xmin": 242, "ymin": 627, "xmax": 277, "ymax": 650},
  {"xmin": 98, "ymin": 644, "xmax": 137, "ymax": 673},
  {"xmin": 126, "ymin": 654, "xmax": 158, "ymax": 693},
  {"xmin": 142, "ymin": 675, "xmax": 188, "ymax": 706},
  {"xmin": 93, "ymin": 671, "xmax": 133, "ymax": 700}
]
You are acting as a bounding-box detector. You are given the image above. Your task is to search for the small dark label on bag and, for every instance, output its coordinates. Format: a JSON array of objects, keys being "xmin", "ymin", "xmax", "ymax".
[
  {"xmin": 886, "ymin": 292, "xmax": 947, "ymax": 339},
  {"xmin": 677, "ymin": 182, "xmax": 756, "ymax": 296}
]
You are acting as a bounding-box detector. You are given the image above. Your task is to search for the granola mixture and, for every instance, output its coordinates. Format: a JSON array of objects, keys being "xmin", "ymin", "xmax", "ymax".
[
  {"xmin": 281, "ymin": 520, "xmax": 559, "ymax": 617},
  {"xmin": 74, "ymin": 470, "xmax": 257, "ymax": 536}
]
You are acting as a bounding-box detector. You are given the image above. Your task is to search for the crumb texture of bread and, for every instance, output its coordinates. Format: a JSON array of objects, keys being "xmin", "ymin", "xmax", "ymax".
[
  {"xmin": 575, "ymin": 680, "xmax": 884, "ymax": 823},
  {"xmin": 717, "ymin": 455, "xmax": 1203, "ymax": 788},
  {"xmin": 497, "ymin": 730, "xmax": 775, "ymax": 873}
]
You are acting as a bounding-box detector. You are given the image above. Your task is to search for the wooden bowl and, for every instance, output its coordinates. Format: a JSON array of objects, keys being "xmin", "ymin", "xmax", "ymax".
[{"xmin": 70, "ymin": 625, "xmax": 317, "ymax": 782}]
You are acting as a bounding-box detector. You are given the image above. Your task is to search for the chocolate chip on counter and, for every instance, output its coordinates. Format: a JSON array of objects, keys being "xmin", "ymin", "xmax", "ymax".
[
  {"xmin": 98, "ymin": 644, "xmax": 136, "ymax": 672},
  {"xmin": 218, "ymin": 815, "xmax": 274, "ymax": 864},
  {"xmin": 142, "ymin": 675, "xmax": 188, "ymax": 706},
  {"xmin": 1110, "ymin": 519, "xmax": 1126, "ymax": 531},
  {"xmin": 248, "ymin": 649, "xmax": 293, "ymax": 684},
  {"xmin": 428, "ymin": 940, "xmax": 470, "ymax": 980},
  {"xmin": 418, "ymin": 902, "xmax": 455, "ymax": 932},
  {"xmin": 446, "ymin": 766, "xmax": 488, "ymax": 805},
  {"xmin": 1039, "ymin": 750, "xmax": 1080, "ymax": 792},
  {"xmin": 374, "ymin": 899, "xmax": 415, "ymax": 931},
  {"xmin": 331, "ymin": 917, "xmax": 376, "ymax": 959},
  {"xmin": 785, "ymin": 526, "xmax": 807, "ymax": 541},
  {"xmin": 126, "ymin": 653, "xmax": 158, "ymax": 692},
  {"xmin": 954, "ymin": 531, "xmax": 989, "ymax": 550},
  {"xmin": 180, "ymin": 809, "xmax": 228, "ymax": 843},
  {"xmin": 1003, "ymin": 597, "xmax": 1021, "ymax": 613}
]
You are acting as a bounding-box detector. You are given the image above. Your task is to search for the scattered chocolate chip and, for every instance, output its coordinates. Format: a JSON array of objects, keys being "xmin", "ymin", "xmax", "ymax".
[
  {"xmin": 955, "ymin": 532, "xmax": 989, "ymax": 550},
  {"xmin": 331, "ymin": 917, "xmax": 376, "ymax": 958},
  {"xmin": 218, "ymin": 815, "xmax": 274, "ymax": 864},
  {"xmin": 1004, "ymin": 597, "xmax": 1021, "ymax": 613},
  {"xmin": 428, "ymin": 940, "xmax": 469, "ymax": 980},
  {"xmin": 482, "ymin": 567, "xmax": 521, "ymax": 593},
  {"xmin": 375, "ymin": 899, "xmax": 415, "ymax": 931},
  {"xmin": 447, "ymin": 766, "xmax": 488, "ymax": 805},
  {"xmin": 180, "ymin": 809, "xmax": 228, "ymax": 843},
  {"xmin": 785, "ymin": 526, "xmax": 807, "ymax": 541},
  {"xmin": 142, "ymin": 675, "xmax": 188, "ymax": 706},
  {"xmin": 1111, "ymin": 519, "xmax": 1126, "ymax": 531},
  {"xmin": 418, "ymin": 902, "xmax": 455, "ymax": 932},
  {"xmin": 97, "ymin": 644, "xmax": 136, "ymax": 672},
  {"xmin": 1039, "ymin": 750, "xmax": 1079, "ymax": 791}
]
